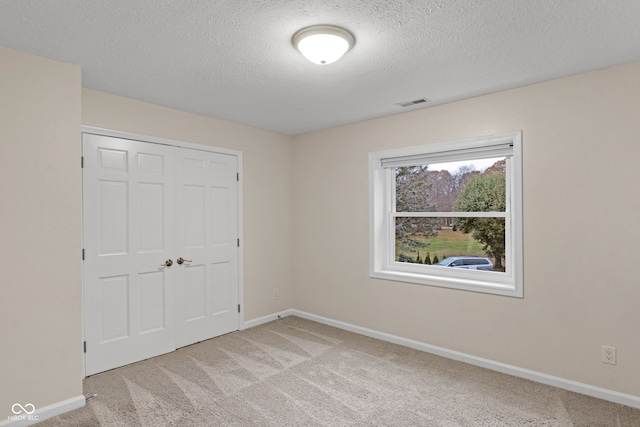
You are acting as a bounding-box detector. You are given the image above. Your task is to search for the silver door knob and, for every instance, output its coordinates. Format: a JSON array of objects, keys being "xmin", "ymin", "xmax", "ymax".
[
  {"xmin": 177, "ymin": 257, "xmax": 192, "ymax": 265},
  {"xmin": 163, "ymin": 259, "xmax": 173, "ymax": 267}
]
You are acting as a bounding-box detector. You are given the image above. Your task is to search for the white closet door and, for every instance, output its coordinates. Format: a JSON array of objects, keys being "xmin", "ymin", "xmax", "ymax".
[
  {"xmin": 175, "ymin": 150, "xmax": 239, "ymax": 347},
  {"xmin": 83, "ymin": 134, "xmax": 176, "ymax": 376},
  {"xmin": 83, "ymin": 133, "xmax": 241, "ymax": 375}
]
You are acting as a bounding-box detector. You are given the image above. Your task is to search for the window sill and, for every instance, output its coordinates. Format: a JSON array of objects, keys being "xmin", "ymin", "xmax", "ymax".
[{"xmin": 370, "ymin": 268, "xmax": 522, "ymax": 298}]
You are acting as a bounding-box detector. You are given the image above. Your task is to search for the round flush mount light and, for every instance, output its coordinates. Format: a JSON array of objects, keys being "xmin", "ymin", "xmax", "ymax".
[{"xmin": 292, "ymin": 25, "xmax": 355, "ymax": 65}]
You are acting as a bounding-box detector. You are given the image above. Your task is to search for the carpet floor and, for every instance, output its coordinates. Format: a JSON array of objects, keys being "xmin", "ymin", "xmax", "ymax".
[{"xmin": 36, "ymin": 316, "xmax": 640, "ymax": 426}]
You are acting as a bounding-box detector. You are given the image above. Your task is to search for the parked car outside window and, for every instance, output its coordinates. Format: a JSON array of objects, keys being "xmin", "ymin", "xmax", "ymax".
[{"xmin": 435, "ymin": 256, "xmax": 494, "ymax": 271}]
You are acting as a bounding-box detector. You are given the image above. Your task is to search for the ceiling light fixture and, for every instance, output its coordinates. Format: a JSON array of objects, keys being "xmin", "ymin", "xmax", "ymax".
[{"xmin": 292, "ymin": 25, "xmax": 355, "ymax": 65}]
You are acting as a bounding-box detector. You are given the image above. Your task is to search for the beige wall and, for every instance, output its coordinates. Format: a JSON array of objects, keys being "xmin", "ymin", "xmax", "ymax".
[
  {"xmin": 292, "ymin": 62, "xmax": 640, "ymax": 397},
  {"xmin": 0, "ymin": 47, "xmax": 82, "ymax": 416},
  {"xmin": 2, "ymin": 41, "xmax": 639, "ymax": 417},
  {"xmin": 81, "ymin": 90, "xmax": 295, "ymax": 321}
]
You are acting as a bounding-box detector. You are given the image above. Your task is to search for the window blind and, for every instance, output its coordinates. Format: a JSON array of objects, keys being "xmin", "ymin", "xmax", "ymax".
[{"xmin": 380, "ymin": 142, "xmax": 513, "ymax": 168}]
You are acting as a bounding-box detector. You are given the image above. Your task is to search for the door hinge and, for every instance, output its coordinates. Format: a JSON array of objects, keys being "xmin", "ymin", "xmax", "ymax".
[
  {"xmin": 238, "ymin": 304, "xmax": 241, "ymax": 313},
  {"xmin": 81, "ymin": 156, "xmax": 84, "ymax": 168},
  {"xmin": 84, "ymin": 341, "xmax": 87, "ymax": 353},
  {"xmin": 82, "ymin": 249, "xmax": 85, "ymax": 260},
  {"xmin": 237, "ymin": 238, "xmax": 240, "ymax": 247},
  {"xmin": 237, "ymin": 173, "xmax": 239, "ymax": 182}
]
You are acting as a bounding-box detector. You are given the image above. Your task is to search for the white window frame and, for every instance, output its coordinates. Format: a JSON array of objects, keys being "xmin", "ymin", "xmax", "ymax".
[{"xmin": 369, "ymin": 131, "xmax": 523, "ymax": 297}]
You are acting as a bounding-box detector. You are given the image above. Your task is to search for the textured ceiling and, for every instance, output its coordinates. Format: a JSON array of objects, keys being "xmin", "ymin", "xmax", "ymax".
[{"xmin": 1, "ymin": 1, "xmax": 640, "ymax": 135}]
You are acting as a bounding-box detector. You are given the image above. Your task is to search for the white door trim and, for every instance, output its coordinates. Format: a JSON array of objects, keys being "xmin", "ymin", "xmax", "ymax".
[
  {"xmin": 81, "ymin": 126, "xmax": 244, "ymax": 377},
  {"xmin": 82, "ymin": 126, "xmax": 243, "ymax": 157}
]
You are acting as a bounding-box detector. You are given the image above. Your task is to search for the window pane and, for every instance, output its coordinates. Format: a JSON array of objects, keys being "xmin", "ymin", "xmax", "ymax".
[
  {"xmin": 395, "ymin": 218, "xmax": 506, "ymax": 272},
  {"xmin": 395, "ymin": 157, "xmax": 506, "ymax": 213}
]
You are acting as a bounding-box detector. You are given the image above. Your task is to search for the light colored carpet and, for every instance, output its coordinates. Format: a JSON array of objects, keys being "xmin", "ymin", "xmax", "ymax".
[{"xmin": 37, "ymin": 316, "xmax": 640, "ymax": 426}]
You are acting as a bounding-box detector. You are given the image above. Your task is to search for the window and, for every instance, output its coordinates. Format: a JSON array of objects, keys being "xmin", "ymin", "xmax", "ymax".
[{"xmin": 369, "ymin": 131, "xmax": 523, "ymax": 297}]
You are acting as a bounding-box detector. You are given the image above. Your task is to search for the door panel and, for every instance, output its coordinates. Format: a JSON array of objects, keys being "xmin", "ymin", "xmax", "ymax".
[
  {"xmin": 182, "ymin": 184, "xmax": 206, "ymax": 248},
  {"xmin": 175, "ymin": 151, "xmax": 239, "ymax": 348},
  {"xmin": 98, "ymin": 180, "xmax": 129, "ymax": 254},
  {"xmin": 183, "ymin": 264, "xmax": 206, "ymax": 321},
  {"xmin": 99, "ymin": 275, "xmax": 129, "ymax": 342},
  {"xmin": 211, "ymin": 263, "xmax": 231, "ymax": 314},
  {"xmin": 138, "ymin": 183, "xmax": 165, "ymax": 252},
  {"xmin": 139, "ymin": 271, "xmax": 167, "ymax": 333},
  {"xmin": 84, "ymin": 134, "xmax": 176, "ymax": 375}
]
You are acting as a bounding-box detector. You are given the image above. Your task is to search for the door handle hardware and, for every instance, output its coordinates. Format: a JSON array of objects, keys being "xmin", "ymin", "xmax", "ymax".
[
  {"xmin": 177, "ymin": 257, "xmax": 192, "ymax": 265},
  {"xmin": 163, "ymin": 259, "xmax": 173, "ymax": 267}
]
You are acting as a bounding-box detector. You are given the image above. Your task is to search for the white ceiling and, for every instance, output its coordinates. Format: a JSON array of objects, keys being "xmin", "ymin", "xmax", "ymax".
[{"xmin": 2, "ymin": 1, "xmax": 640, "ymax": 135}]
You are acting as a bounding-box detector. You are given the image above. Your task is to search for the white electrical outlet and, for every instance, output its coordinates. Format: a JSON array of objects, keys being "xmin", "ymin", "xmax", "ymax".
[
  {"xmin": 602, "ymin": 345, "xmax": 617, "ymax": 365},
  {"xmin": 273, "ymin": 288, "xmax": 279, "ymax": 300}
]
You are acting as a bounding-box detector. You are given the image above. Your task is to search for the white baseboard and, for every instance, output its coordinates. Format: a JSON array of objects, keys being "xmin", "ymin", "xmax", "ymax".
[
  {"xmin": 0, "ymin": 395, "xmax": 85, "ymax": 427},
  {"xmin": 289, "ymin": 309, "xmax": 640, "ymax": 410},
  {"xmin": 242, "ymin": 309, "xmax": 294, "ymax": 330}
]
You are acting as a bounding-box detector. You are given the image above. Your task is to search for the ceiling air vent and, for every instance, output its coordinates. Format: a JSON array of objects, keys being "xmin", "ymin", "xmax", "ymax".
[{"xmin": 396, "ymin": 98, "xmax": 430, "ymax": 108}]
